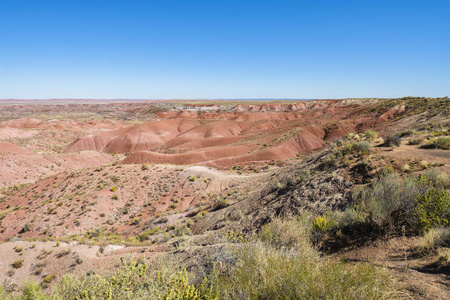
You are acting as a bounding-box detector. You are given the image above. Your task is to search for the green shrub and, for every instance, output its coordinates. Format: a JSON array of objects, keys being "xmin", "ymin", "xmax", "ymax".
[
  {"xmin": 343, "ymin": 141, "xmax": 371, "ymax": 156},
  {"xmin": 12, "ymin": 259, "xmax": 24, "ymax": 268},
  {"xmin": 17, "ymin": 281, "xmax": 49, "ymax": 300},
  {"xmin": 423, "ymin": 169, "xmax": 450, "ymax": 189},
  {"xmin": 347, "ymin": 171, "xmax": 450, "ymax": 235},
  {"xmin": 408, "ymin": 136, "xmax": 424, "ymax": 145},
  {"xmin": 353, "ymin": 160, "xmax": 371, "ymax": 176},
  {"xmin": 383, "ymin": 134, "xmax": 401, "ymax": 147},
  {"xmin": 432, "ymin": 137, "xmax": 450, "ymax": 150},
  {"xmin": 20, "ymin": 223, "xmax": 31, "ymax": 233},
  {"xmin": 364, "ymin": 129, "xmax": 378, "ymax": 141},
  {"xmin": 345, "ymin": 132, "xmax": 360, "ymax": 140},
  {"xmin": 2, "ymin": 218, "xmax": 396, "ymax": 300},
  {"xmin": 415, "ymin": 189, "xmax": 450, "ymax": 231},
  {"xmin": 54, "ymin": 259, "xmax": 217, "ymax": 300},
  {"xmin": 158, "ymin": 269, "xmax": 217, "ymax": 299},
  {"xmin": 44, "ymin": 274, "xmax": 56, "ymax": 283},
  {"xmin": 212, "ymin": 198, "xmax": 229, "ymax": 211},
  {"xmin": 353, "ymin": 174, "xmax": 422, "ymax": 232},
  {"xmin": 399, "ymin": 129, "xmax": 413, "ymax": 137},
  {"xmin": 375, "ymin": 165, "xmax": 396, "ymax": 178},
  {"xmin": 137, "ymin": 227, "xmax": 160, "ymax": 242},
  {"xmin": 323, "ymin": 152, "xmax": 342, "ymax": 168},
  {"xmin": 312, "ymin": 216, "xmax": 329, "ymax": 232},
  {"xmin": 215, "ymin": 219, "xmax": 394, "ymax": 299}
]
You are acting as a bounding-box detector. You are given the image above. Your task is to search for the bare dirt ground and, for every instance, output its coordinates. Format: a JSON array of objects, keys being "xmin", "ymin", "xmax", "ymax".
[{"xmin": 337, "ymin": 237, "xmax": 450, "ymax": 299}]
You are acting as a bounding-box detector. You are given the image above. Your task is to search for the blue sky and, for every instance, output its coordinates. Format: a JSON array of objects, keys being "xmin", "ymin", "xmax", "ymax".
[{"xmin": 0, "ymin": 0, "xmax": 449, "ymax": 99}]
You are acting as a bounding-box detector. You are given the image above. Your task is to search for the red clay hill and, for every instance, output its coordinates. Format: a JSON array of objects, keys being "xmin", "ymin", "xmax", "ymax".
[{"xmin": 63, "ymin": 99, "xmax": 404, "ymax": 167}]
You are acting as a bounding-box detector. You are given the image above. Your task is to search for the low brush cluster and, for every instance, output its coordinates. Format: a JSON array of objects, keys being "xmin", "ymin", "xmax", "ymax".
[{"xmin": 1, "ymin": 216, "xmax": 395, "ymax": 300}]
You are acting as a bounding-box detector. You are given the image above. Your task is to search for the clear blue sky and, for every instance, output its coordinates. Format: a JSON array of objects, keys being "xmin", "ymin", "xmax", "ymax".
[{"xmin": 1, "ymin": 0, "xmax": 449, "ymax": 99}]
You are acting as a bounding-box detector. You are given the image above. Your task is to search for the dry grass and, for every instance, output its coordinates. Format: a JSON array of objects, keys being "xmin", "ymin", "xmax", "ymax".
[
  {"xmin": 214, "ymin": 217, "xmax": 395, "ymax": 300},
  {"xmin": 437, "ymin": 248, "xmax": 450, "ymax": 266},
  {"xmin": 418, "ymin": 227, "xmax": 450, "ymax": 253}
]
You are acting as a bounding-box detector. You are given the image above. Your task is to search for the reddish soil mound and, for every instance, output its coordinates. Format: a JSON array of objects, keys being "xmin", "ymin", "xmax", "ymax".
[
  {"xmin": 1, "ymin": 117, "xmax": 45, "ymax": 128},
  {"xmin": 65, "ymin": 119, "xmax": 200, "ymax": 153},
  {"xmin": 1, "ymin": 117, "xmax": 124, "ymax": 133},
  {"xmin": 0, "ymin": 142, "xmax": 113, "ymax": 188},
  {"xmin": 62, "ymin": 101, "xmax": 409, "ymax": 167},
  {"xmin": 123, "ymin": 144, "xmax": 258, "ymax": 166},
  {"xmin": 0, "ymin": 127, "xmax": 38, "ymax": 139},
  {"xmin": 0, "ymin": 143, "xmax": 60, "ymax": 187},
  {"xmin": 357, "ymin": 105, "xmax": 406, "ymax": 129},
  {"xmin": 0, "ymin": 164, "xmax": 258, "ymax": 241},
  {"xmin": 45, "ymin": 151, "xmax": 114, "ymax": 170},
  {"xmin": 0, "ymin": 142, "xmax": 33, "ymax": 155}
]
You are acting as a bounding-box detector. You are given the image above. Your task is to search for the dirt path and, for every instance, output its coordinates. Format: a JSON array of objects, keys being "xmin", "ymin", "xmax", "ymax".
[
  {"xmin": 337, "ymin": 237, "xmax": 450, "ymax": 299},
  {"xmin": 376, "ymin": 143, "xmax": 449, "ymax": 173},
  {"xmin": 383, "ymin": 145, "xmax": 450, "ymax": 160},
  {"xmin": 186, "ymin": 165, "xmax": 266, "ymax": 178}
]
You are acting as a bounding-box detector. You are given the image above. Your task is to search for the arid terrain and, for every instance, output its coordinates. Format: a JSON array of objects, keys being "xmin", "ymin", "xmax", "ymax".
[{"xmin": 0, "ymin": 97, "xmax": 449, "ymax": 299}]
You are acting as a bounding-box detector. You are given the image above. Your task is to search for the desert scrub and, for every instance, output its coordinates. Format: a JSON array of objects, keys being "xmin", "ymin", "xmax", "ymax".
[
  {"xmin": 351, "ymin": 173, "xmax": 423, "ymax": 233},
  {"xmin": 20, "ymin": 223, "xmax": 31, "ymax": 233},
  {"xmin": 375, "ymin": 165, "xmax": 396, "ymax": 178},
  {"xmin": 214, "ymin": 218, "xmax": 394, "ymax": 300},
  {"xmin": 353, "ymin": 160, "xmax": 371, "ymax": 176},
  {"xmin": 420, "ymin": 160, "xmax": 429, "ymax": 169},
  {"xmin": 415, "ymin": 188, "xmax": 450, "ymax": 231},
  {"xmin": 259, "ymin": 217, "xmax": 311, "ymax": 251},
  {"xmin": 137, "ymin": 227, "xmax": 160, "ymax": 242},
  {"xmin": 57, "ymin": 248, "xmax": 72, "ymax": 258},
  {"xmin": 383, "ymin": 134, "xmax": 401, "ymax": 147},
  {"xmin": 418, "ymin": 227, "xmax": 450, "ymax": 254},
  {"xmin": 3, "ymin": 281, "xmax": 50, "ymax": 300},
  {"xmin": 323, "ymin": 152, "xmax": 342, "ymax": 168},
  {"xmin": 53, "ymin": 259, "xmax": 217, "ymax": 299},
  {"xmin": 423, "ymin": 168, "xmax": 450, "ymax": 189},
  {"xmin": 312, "ymin": 216, "xmax": 329, "ymax": 232},
  {"xmin": 344, "ymin": 132, "xmax": 360, "ymax": 140},
  {"xmin": 12, "ymin": 259, "xmax": 24, "ymax": 268},
  {"xmin": 344, "ymin": 171, "xmax": 450, "ymax": 235},
  {"xmin": 44, "ymin": 274, "xmax": 56, "ymax": 283},
  {"xmin": 322, "ymin": 139, "xmax": 371, "ymax": 169},
  {"xmin": 364, "ymin": 129, "xmax": 378, "ymax": 141},
  {"xmin": 430, "ymin": 137, "xmax": 450, "ymax": 149},
  {"xmin": 212, "ymin": 197, "xmax": 229, "ymax": 211},
  {"xmin": 437, "ymin": 248, "xmax": 450, "ymax": 266},
  {"xmin": 342, "ymin": 140, "xmax": 371, "ymax": 156},
  {"xmin": 408, "ymin": 136, "xmax": 424, "ymax": 145}
]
